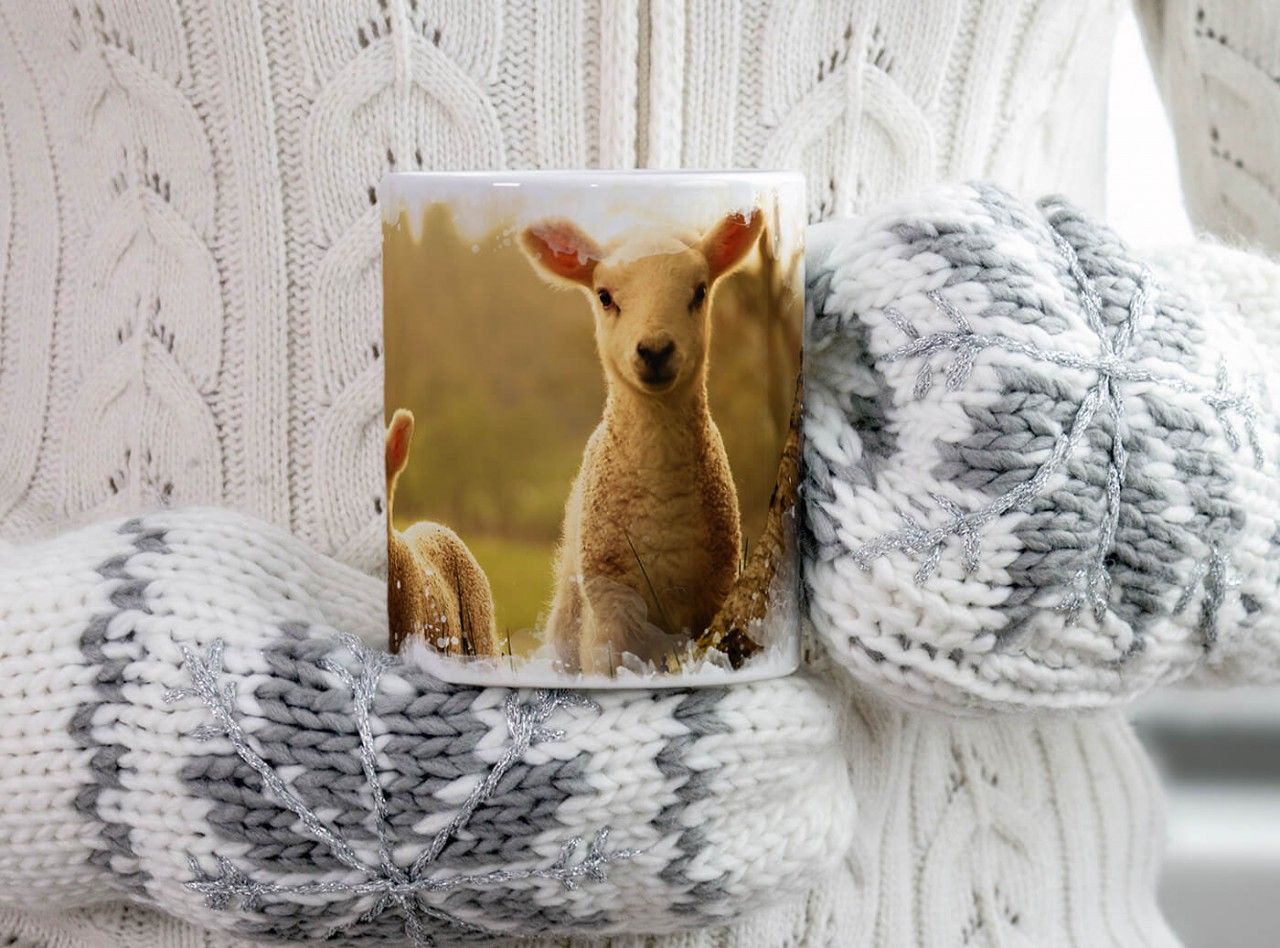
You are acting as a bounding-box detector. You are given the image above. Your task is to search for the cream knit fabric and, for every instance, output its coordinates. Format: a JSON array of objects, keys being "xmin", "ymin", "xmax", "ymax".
[
  {"xmin": 1136, "ymin": 0, "xmax": 1280, "ymax": 252},
  {"xmin": 0, "ymin": 0, "xmax": 1128, "ymax": 555},
  {"xmin": 0, "ymin": 1, "xmax": 1278, "ymax": 946}
]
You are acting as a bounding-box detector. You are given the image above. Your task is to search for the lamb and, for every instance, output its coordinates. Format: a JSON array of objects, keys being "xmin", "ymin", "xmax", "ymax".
[
  {"xmin": 384, "ymin": 409, "xmax": 498, "ymax": 657},
  {"xmin": 521, "ymin": 207, "xmax": 764, "ymax": 674}
]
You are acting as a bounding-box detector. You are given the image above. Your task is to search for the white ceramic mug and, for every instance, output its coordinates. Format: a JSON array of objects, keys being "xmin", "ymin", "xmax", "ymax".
[{"xmin": 379, "ymin": 171, "xmax": 804, "ymax": 688}]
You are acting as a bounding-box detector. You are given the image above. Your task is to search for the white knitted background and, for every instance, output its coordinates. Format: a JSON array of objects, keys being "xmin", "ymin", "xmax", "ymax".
[
  {"xmin": 2, "ymin": 1, "xmax": 1280, "ymax": 947},
  {"xmin": 0, "ymin": 0, "xmax": 1131, "ymax": 561},
  {"xmin": 7, "ymin": 0, "xmax": 1276, "ymax": 571}
]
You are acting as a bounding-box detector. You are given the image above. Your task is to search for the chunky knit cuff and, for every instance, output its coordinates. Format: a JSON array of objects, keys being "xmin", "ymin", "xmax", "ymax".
[
  {"xmin": 0, "ymin": 508, "xmax": 852, "ymax": 942},
  {"xmin": 803, "ymin": 183, "xmax": 1280, "ymax": 713}
]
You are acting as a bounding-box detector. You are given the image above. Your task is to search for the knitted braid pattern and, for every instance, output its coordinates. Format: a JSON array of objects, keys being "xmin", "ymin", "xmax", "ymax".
[
  {"xmin": 803, "ymin": 182, "xmax": 1280, "ymax": 713},
  {"xmin": 0, "ymin": 0, "xmax": 1131, "ymax": 556},
  {"xmin": 0, "ymin": 509, "xmax": 851, "ymax": 944}
]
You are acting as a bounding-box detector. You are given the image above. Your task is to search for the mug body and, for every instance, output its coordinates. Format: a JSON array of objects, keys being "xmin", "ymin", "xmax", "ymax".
[{"xmin": 379, "ymin": 170, "xmax": 804, "ymax": 688}]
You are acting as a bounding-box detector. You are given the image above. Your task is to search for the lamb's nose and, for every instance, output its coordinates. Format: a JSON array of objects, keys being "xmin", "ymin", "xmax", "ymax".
[{"xmin": 637, "ymin": 338, "xmax": 676, "ymax": 369}]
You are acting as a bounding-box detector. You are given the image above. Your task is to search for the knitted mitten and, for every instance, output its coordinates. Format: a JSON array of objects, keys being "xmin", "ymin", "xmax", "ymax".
[
  {"xmin": 804, "ymin": 182, "xmax": 1280, "ymax": 712},
  {"xmin": 0, "ymin": 508, "xmax": 852, "ymax": 943}
]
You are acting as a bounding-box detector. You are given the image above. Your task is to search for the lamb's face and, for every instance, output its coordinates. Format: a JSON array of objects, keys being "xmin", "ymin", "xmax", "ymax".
[
  {"xmin": 590, "ymin": 237, "xmax": 709, "ymax": 395},
  {"xmin": 521, "ymin": 208, "xmax": 764, "ymax": 397}
]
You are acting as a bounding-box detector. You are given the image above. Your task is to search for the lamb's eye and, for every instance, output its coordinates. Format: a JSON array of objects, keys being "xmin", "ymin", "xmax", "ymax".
[
  {"xmin": 597, "ymin": 288, "xmax": 614, "ymax": 309},
  {"xmin": 690, "ymin": 283, "xmax": 707, "ymax": 308}
]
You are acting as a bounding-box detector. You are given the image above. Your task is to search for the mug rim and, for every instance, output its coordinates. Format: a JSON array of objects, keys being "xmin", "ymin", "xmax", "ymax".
[
  {"xmin": 378, "ymin": 170, "xmax": 806, "ymax": 230},
  {"xmin": 380, "ymin": 169, "xmax": 802, "ymax": 182},
  {"xmin": 378, "ymin": 170, "xmax": 805, "ymax": 204}
]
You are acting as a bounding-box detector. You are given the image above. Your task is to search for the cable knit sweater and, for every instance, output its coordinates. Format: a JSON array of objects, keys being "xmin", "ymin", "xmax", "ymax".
[{"xmin": 1, "ymin": 1, "xmax": 1278, "ymax": 946}]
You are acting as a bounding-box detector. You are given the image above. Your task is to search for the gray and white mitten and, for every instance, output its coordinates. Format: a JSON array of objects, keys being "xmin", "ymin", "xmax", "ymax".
[
  {"xmin": 804, "ymin": 183, "xmax": 1280, "ymax": 712},
  {"xmin": 0, "ymin": 508, "xmax": 851, "ymax": 943}
]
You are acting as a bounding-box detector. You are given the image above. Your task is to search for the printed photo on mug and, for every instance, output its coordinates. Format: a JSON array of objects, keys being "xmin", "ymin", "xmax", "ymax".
[{"xmin": 379, "ymin": 171, "xmax": 804, "ymax": 688}]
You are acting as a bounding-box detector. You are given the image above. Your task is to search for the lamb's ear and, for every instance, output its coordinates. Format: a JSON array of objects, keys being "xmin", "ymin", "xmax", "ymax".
[
  {"xmin": 386, "ymin": 409, "xmax": 414, "ymax": 483},
  {"xmin": 701, "ymin": 207, "xmax": 764, "ymax": 282},
  {"xmin": 520, "ymin": 219, "xmax": 603, "ymax": 287}
]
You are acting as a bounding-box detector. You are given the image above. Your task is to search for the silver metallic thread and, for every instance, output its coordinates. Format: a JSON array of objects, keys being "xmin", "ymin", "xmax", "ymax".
[
  {"xmin": 167, "ymin": 639, "xmax": 638, "ymax": 946},
  {"xmin": 859, "ymin": 219, "xmax": 1262, "ymax": 649}
]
